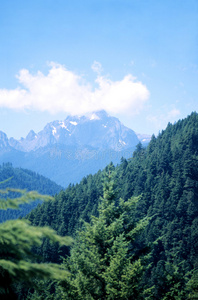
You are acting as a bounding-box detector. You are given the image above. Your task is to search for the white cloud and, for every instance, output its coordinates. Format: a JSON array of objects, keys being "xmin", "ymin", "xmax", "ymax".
[
  {"xmin": 0, "ymin": 62, "xmax": 150, "ymax": 116},
  {"xmin": 167, "ymin": 108, "xmax": 180, "ymax": 118}
]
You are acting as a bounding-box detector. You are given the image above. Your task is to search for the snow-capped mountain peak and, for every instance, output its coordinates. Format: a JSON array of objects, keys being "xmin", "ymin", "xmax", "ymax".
[
  {"xmin": 89, "ymin": 113, "xmax": 101, "ymax": 121},
  {"xmin": 6, "ymin": 110, "xmax": 142, "ymax": 152}
]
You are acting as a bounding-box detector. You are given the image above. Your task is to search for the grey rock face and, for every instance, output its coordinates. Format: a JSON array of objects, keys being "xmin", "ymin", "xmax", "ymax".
[
  {"xmin": 8, "ymin": 110, "xmax": 139, "ymax": 152},
  {"xmin": 0, "ymin": 131, "xmax": 10, "ymax": 149},
  {"xmin": 0, "ymin": 111, "xmax": 150, "ymax": 186}
]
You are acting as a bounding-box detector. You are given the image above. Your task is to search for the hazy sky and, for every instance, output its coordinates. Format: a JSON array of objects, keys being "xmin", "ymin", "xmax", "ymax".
[{"xmin": 0, "ymin": 0, "xmax": 198, "ymax": 139}]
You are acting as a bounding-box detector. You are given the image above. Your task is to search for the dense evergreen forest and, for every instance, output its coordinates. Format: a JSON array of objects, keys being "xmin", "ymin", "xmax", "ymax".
[
  {"xmin": 1, "ymin": 112, "xmax": 198, "ymax": 299},
  {"xmin": 0, "ymin": 163, "xmax": 62, "ymax": 222}
]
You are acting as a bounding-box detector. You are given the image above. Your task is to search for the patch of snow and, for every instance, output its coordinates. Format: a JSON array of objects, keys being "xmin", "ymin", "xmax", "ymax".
[
  {"xmin": 59, "ymin": 121, "xmax": 67, "ymax": 129},
  {"xmin": 119, "ymin": 139, "xmax": 126, "ymax": 146},
  {"xmin": 52, "ymin": 126, "xmax": 57, "ymax": 136},
  {"xmin": 90, "ymin": 113, "xmax": 100, "ymax": 121},
  {"xmin": 70, "ymin": 121, "xmax": 78, "ymax": 126}
]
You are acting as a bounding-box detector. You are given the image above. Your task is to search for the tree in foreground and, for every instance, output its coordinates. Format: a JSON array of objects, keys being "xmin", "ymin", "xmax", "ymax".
[
  {"xmin": 59, "ymin": 165, "xmax": 148, "ymax": 299},
  {"xmin": 0, "ymin": 187, "xmax": 73, "ymax": 299}
]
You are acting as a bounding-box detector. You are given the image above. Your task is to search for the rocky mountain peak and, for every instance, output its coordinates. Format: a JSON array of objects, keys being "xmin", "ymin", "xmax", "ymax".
[
  {"xmin": 26, "ymin": 130, "xmax": 37, "ymax": 141},
  {"xmin": 0, "ymin": 131, "xmax": 10, "ymax": 149},
  {"xmin": 4, "ymin": 111, "xmax": 143, "ymax": 152}
]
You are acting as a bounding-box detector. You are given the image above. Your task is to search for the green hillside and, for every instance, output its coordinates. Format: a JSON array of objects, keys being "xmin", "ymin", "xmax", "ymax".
[
  {"xmin": 24, "ymin": 112, "xmax": 198, "ymax": 298},
  {"xmin": 0, "ymin": 163, "xmax": 63, "ymax": 222}
]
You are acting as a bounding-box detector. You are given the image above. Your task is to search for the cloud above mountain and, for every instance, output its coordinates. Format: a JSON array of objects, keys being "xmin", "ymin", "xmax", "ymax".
[{"xmin": 0, "ymin": 62, "xmax": 149, "ymax": 116}]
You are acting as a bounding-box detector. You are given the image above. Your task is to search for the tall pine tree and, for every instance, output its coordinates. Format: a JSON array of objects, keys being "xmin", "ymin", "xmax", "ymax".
[{"xmin": 60, "ymin": 165, "xmax": 148, "ymax": 299}]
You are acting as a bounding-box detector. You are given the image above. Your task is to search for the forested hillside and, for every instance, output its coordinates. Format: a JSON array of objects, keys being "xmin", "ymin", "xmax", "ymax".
[
  {"xmin": 26, "ymin": 112, "xmax": 198, "ymax": 299},
  {"xmin": 0, "ymin": 163, "xmax": 62, "ymax": 222}
]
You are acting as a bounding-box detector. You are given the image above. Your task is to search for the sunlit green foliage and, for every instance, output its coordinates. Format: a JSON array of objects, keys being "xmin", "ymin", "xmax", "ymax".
[
  {"xmin": 56, "ymin": 165, "xmax": 148, "ymax": 299},
  {"xmin": 0, "ymin": 188, "xmax": 72, "ymax": 299},
  {"xmin": 0, "ymin": 187, "xmax": 53, "ymax": 210}
]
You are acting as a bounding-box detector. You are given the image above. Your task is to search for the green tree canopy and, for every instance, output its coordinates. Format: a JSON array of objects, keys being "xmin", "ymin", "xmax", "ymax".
[
  {"xmin": 0, "ymin": 188, "xmax": 72, "ymax": 299},
  {"xmin": 59, "ymin": 165, "xmax": 148, "ymax": 299}
]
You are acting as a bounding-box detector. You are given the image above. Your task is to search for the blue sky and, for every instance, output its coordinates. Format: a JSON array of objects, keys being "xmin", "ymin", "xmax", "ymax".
[{"xmin": 0, "ymin": 0, "xmax": 198, "ymax": 139}]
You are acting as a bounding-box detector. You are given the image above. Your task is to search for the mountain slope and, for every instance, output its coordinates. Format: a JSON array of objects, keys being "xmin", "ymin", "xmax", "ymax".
[
  {"xmin": 27, "ymin": 112, "xmax": 198, "ymax": 298},
  {"xmin": 0, "ymin": 111, "xmax": 141, "ymax": 186},
  {"xmin": 0, "ymin": 163, "xmax": 62, "ymax": 222}
]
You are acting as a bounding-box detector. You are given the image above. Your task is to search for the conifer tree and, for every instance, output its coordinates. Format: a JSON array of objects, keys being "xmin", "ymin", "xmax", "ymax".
[{"xmin": 60, "ymin": 165, "xmax": 148, "ymax": 299}]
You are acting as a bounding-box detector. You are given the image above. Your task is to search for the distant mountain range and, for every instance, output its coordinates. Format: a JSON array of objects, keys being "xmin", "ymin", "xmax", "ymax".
[{"xmin": 0, "ymin": 110, "xmax": 151, "ymax": 186}]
